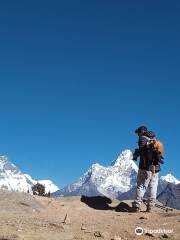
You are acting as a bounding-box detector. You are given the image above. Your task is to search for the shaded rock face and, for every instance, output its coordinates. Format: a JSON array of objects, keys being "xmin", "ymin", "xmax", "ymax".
[
  {"xmin": 157, "ymin": 183, "xmax": 180, "ymax": 209},
  {"xmin": 0, "ymin": 156, "xmax": 59, "ymax": 193},
  {"xmin": 53, "ymin": 150, "xmax": 180, "ymax": 210}
]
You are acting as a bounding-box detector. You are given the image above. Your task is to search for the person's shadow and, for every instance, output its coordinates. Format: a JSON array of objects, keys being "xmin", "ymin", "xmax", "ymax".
[
  {"xmin": 81, "ymin": 195, "xmax": 132, "ymax": 212},
  {"xmin": 81, "ymin": 195, "xmax": 113, "ymax": 210}
]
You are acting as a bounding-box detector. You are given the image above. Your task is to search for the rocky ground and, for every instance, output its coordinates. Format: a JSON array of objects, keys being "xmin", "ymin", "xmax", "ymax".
[{"xmin": 0, "ymin": 190, "xmax": 179, "ymax": 240}]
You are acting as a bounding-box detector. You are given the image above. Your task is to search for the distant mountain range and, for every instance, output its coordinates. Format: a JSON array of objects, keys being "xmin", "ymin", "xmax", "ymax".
[
  {"xmin": 52, "ymin": 150, "xmax": 180, "ymax": 210},
  {"xmin": 0, "ymin": 156, "xmax": 59, "ymax": 193},
  {"xmin": 1, "ymin": 151, "xmax": 180, "ymax": 210}
]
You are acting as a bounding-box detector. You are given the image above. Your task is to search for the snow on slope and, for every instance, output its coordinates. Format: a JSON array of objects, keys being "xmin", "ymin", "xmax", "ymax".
[
  {"xmin": 0, "ymin": 156, "xmax": 59, "ymax": 193},
  {"xmin": 53, "ymin": 150, "xmax": 138, "ymax": 198},
  {"xmin": 38, "ymin": 180, "xmax": 59, "ymax": 193},
  {"xmin": 53, "ymin": 149, "xmax": 180, "ymax": 209},
  {"xmin": 160, "ymin": 173, "xmax": 180, "ymax": 185}
]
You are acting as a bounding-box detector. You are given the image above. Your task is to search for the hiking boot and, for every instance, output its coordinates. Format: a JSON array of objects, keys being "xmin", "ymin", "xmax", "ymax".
[
  {"xmin": 131, "ymin": 201, "xmax": 141, "ymax": 212},
  {"xmin": 131, "ymin": 205, "xmax": 141, "ymax": 213},
  {"xmin": 146, "ymin": 205, "xmax": 154, "ymax": 213}
]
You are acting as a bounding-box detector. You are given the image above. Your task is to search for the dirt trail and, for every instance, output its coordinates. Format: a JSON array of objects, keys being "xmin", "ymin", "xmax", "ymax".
[{"xmin": 0, "ymin": 190, "xmax": 179, "ymax": 240}]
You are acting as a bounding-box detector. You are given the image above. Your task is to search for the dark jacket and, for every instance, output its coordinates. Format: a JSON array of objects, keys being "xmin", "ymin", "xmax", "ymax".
[{"xmin": 133, "ymin": 131, "xmax": 161, "ymax": 172}]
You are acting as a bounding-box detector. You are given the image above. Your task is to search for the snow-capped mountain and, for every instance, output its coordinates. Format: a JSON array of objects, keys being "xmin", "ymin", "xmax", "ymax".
[
  {"xmin": 160, "ymin": 173, "xmax": 180, "ymax": 185},
  {"xmin": 0, "ymin": 156, "xmax": 59, "ymax": 193},
  {"xmin": 53, "ymin": 150, "xmax": 138, "ymax": 198},
  {"xmin": 38, "ymin": 180, "xmax": 59, "ymax": 193},
  {"xmin": 157, "ymin": 173, "xmax": 179, "ymax": 196},
  {"xmin": 53, "ymin": 150, "xmax": 180, "ymax": 210}
]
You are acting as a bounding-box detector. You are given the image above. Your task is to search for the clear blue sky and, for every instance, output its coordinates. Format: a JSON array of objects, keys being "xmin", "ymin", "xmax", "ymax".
[{"xmin": 0, "ymin": 1, "xmax": 180, "ymax": 187}]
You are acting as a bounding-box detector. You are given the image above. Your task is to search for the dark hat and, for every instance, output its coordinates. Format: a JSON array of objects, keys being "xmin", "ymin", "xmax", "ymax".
[{"xmin": 135, "ymin": 126, "xmax": 148, "ymax": 134}]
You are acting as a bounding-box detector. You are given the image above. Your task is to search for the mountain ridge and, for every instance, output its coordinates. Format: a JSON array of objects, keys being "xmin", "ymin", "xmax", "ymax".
[
  {"xmin": 0, "ymin": 155, "xmax": 59, "ymax": 193},
  {"xmin": 53, "ymin": 149, "xmax": 180, "ymax": 210}
]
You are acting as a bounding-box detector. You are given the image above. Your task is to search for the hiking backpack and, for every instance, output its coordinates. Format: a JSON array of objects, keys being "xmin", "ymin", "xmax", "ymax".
[
  {"xmin": 154, "ymin": 140, "xmax": 164, "ymax": 156},
  {"xmin": 143, "ymin": 136, "xmax": 164, "ymax": 173},
  {"xmin": 144, "ymin": 136, "xmax": 164, "ymax": 156}
]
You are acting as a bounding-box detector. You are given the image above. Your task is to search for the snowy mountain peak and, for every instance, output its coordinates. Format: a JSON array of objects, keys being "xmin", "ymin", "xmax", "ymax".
[
  {"xmin": 91, "ymin": 163, "xmax": 103, "ymax": 171},
  {"xmin": 0, "ymin": 155, "xmax": 8, "ymax": 163},
  {"xmin": 111, "ymin": 150, "xmax": 132, "ymax": 165},
  {"xmin": 111, "ymin": 150, "xmax": 138, "ymax": 172},
  {"xmin": 52, "ymin": 149, "xmax": 180, "ymax": 210},
  {"xmin": 160, "ymin": 173, "xmax": 180, "ymax": 185},
  {"xmin": 53, "ymin": 149, "xmax": 138, "ymax": 198},
  {"xmin": 0, "ymin": 155, "xmax": 60, "ymax": 193},
  {"xmin": 0, "ymin": 156, "xmax": 21, "ymax": 174}
]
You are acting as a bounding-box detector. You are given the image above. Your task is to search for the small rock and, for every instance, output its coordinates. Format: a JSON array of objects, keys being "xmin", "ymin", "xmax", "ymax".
[
  {"xmin": 94, "ymin": 231, "xmax": 103, "ymax": 238},
  {"xmin": 47, "ymin": 200, "xmax": 52, "ymax": 205},
  {"xmin": 19, "ymin": 202, "xmax": 29, "ymax": 207},
  {"xmin": 162, "ymin": 223, "xmax": 168, "ymax": 226},
  {"xmin": 49, "ymin": 222, "xmax": 64, "ymax": 230},
  {"xmin": 145, "ymin": 232, "xmax": 154, "ymax": 237},
  {"xmin": 161, "ymin": 234, "xmax": 169, "ymax": 238},
  {"xmin": 81, "ymin": 224, "xmax": 86, "ymax": 230},
  {"xmin": 139, "ymin": 216, "xmax": 148, "ymax": 219}
]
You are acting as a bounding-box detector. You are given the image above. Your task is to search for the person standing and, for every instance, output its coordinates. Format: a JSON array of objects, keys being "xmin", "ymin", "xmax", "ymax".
[{"xmin": 131, "ymin": 126, "xmax": 164, "ymax": 212}]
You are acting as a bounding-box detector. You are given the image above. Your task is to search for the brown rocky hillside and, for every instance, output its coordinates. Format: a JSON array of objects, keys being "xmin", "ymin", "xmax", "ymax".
[{"xmin": 0, "ymin": 190, "xmax": 179, "ymax": 240}]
